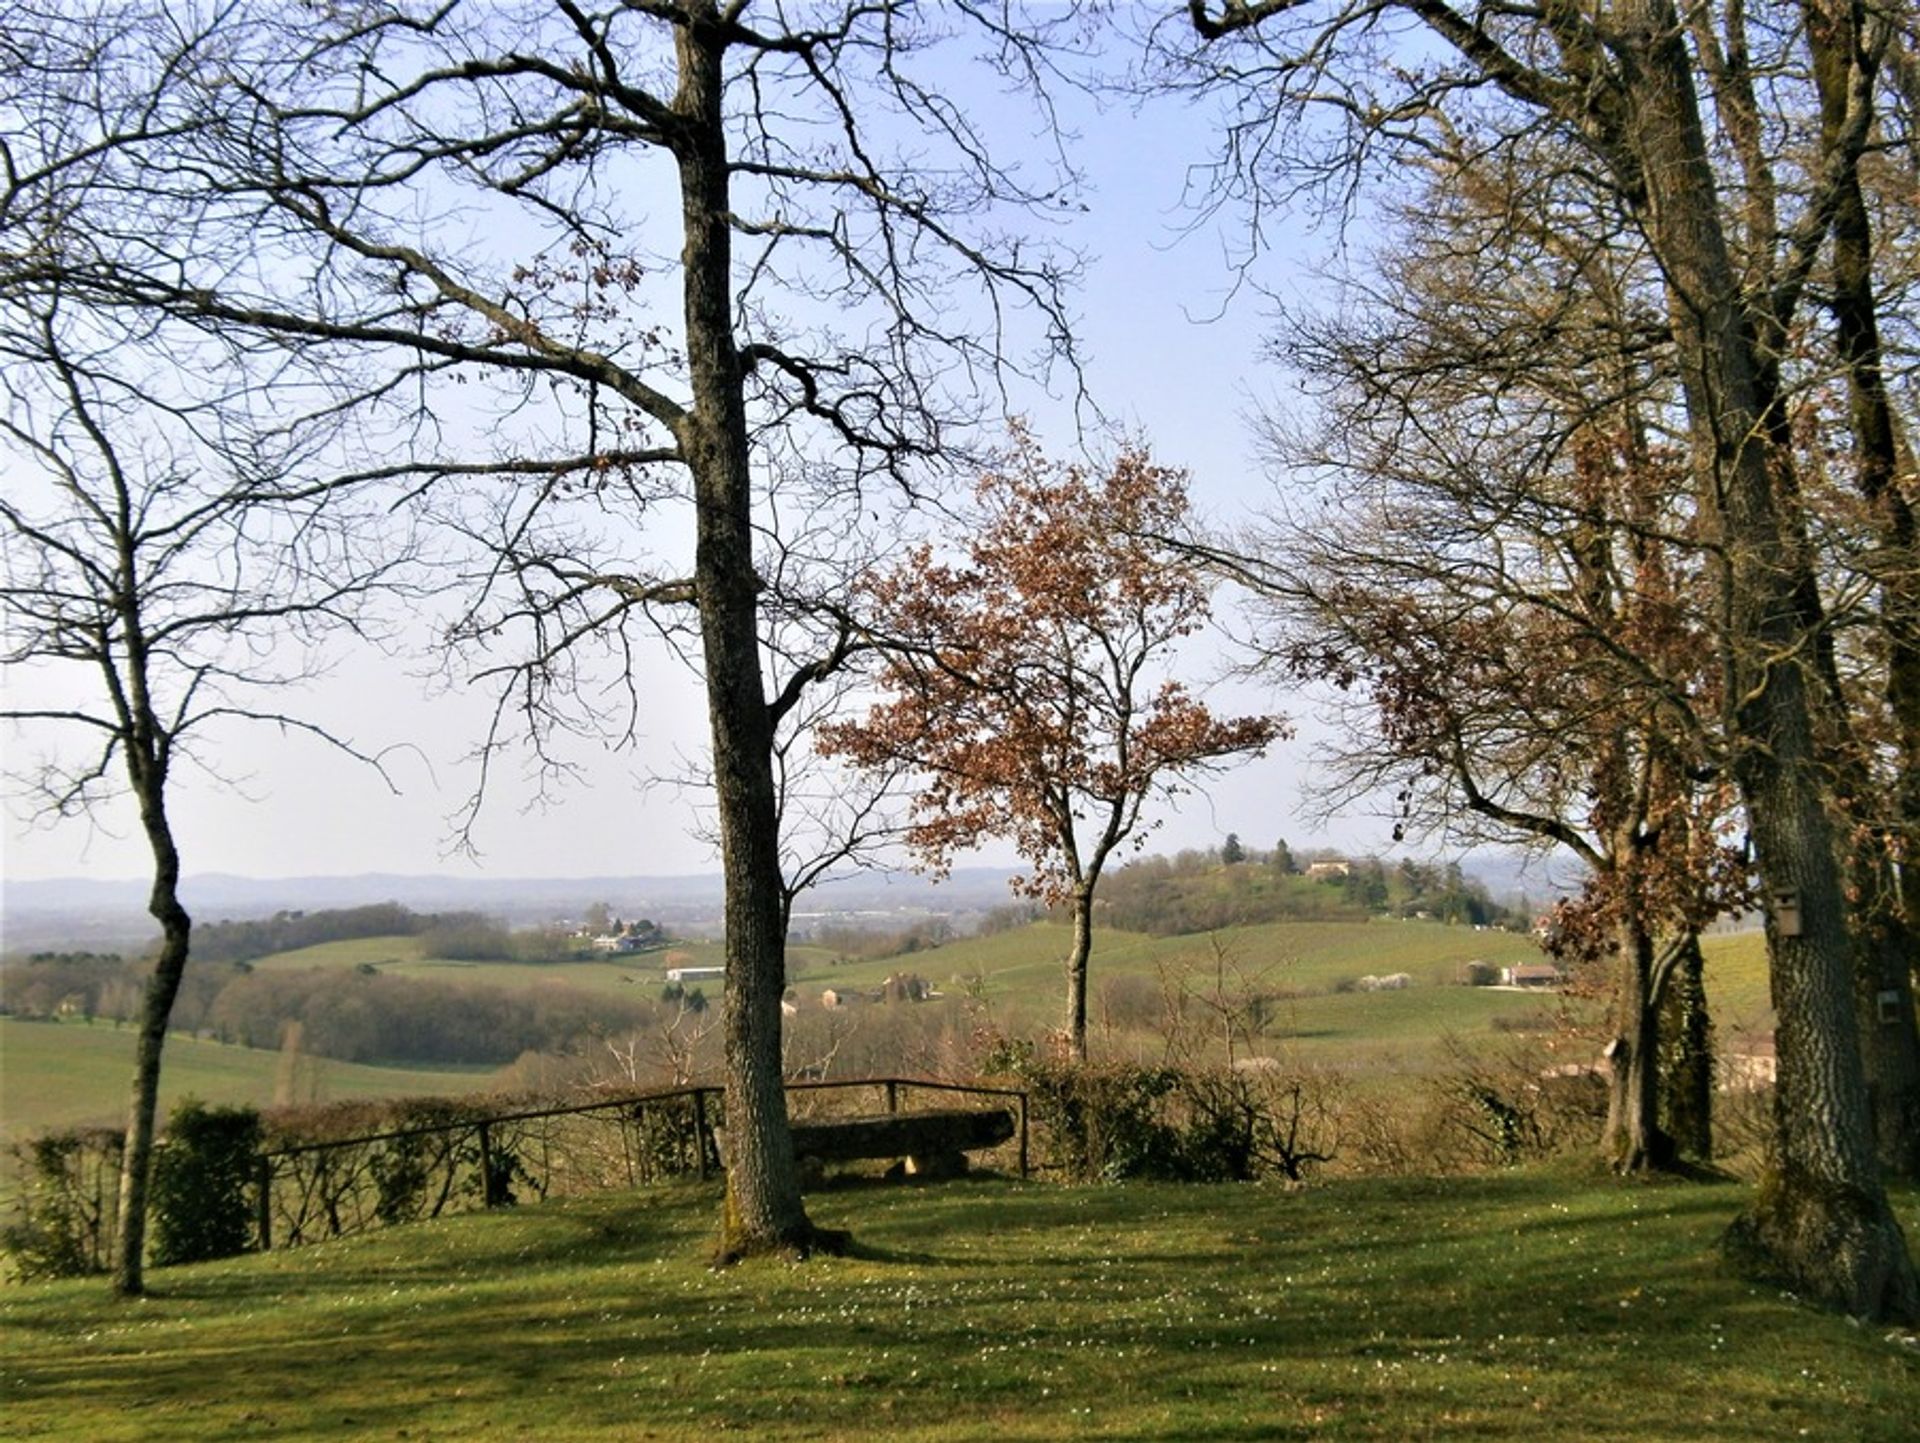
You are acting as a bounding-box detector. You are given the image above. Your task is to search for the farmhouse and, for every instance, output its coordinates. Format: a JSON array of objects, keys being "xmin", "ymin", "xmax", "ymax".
[{"xmin": 1502, "ymin": 963, "xmax": 1564, "ymax": 989}]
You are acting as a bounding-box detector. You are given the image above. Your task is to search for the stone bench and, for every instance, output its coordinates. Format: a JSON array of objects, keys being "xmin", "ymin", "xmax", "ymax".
[{"xmin": 787, "ymin": 1106, "xmax": 1015, "ymax": 1184}]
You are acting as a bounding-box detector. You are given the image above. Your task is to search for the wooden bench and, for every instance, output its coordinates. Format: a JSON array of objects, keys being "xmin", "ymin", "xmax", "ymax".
[{"xmin": 785, "ymin": 1107, "xmax": 1016, "ymax": 1184}]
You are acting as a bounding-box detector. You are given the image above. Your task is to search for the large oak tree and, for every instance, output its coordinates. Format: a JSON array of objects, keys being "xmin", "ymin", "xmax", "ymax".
[{"xmin": 1182, "ymin": 0, "xmax": 1919, "ymax": 1319}]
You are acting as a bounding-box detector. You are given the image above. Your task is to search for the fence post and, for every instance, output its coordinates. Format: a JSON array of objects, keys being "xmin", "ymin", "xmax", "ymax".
[
  {"xmin": 256, "ymin": 1153, "xmax": 273, "ymax": 1252},
  {"xmin": 885, "ymin": 1079, "xmax": 899, "ymax": 1115},
  {"xmin": 478, "ymin": 1122, "xmax": 499, "ymax": 1207},
  {"xmin": 1017, "ymin": 1092, "xmax": 1029, "ymax": 1179},
  {"xmin": 694, "ymin": 1089, "xmax": 711, "ymax": 1180}
]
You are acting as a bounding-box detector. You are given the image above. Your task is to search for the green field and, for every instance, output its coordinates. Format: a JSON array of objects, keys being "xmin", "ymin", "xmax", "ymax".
[
  {"xmin": 817, "ymin": 917, "xmax": 1544, "ymax": 994},
  {"xmin": 2, "ymin": 1169, "xmax": 1913, "ymax": 1440},
  {"xmin": 0, "ymin": 1018, "xmax": 500, "ymax": 1148},
  {"xmin": 248, "ymin": 934, "xmax": 839, "ymax": 996},
  {"xmin": 0, "ymin": 919, "xmax": 1782, "ymax": 1151},
  {"xmin": 1699, "ymin": 930, "xmax": 1774, "ymax": 1032}
]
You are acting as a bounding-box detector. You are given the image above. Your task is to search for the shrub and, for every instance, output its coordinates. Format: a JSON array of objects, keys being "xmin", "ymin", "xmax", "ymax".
[
  {"xmin": 150, "ymin": 1100, "xmax": 264, "ymax": 1266},
  {"xmin": 1, "ymin": 1128, "xmax": 122, "ymax": 1279},
  {"xmin": 983, "ymin": 1039, "xmax": 1339, "ymax": 1184},
  {"xmin": 1020, "ymin": 1058, "xmax": 1188, "ymax": 1182}
]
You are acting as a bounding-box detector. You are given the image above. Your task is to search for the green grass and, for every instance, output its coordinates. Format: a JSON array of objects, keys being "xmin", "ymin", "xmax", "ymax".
[
  {"xmin": 241, "ymin": 935, "xmax": 434, "ymax": 970},
  {"xmin": 2, "ymin": 1170, "xmax": 1914, "ymax": 1440},
  {"xmin": 819, "ymin": 917, "xmax": 1540, "ymax": 992},
  {"xmin": 1701, "ymin": 930, "xmax": 1773, "ymax": 1033},
  {"xmin": 248, "ymin": 935, "xmax": 839, "ymax": 997},
  {"xmin": 0, "ymin": 1017, "xmax": 501, "ymax": 1148}
]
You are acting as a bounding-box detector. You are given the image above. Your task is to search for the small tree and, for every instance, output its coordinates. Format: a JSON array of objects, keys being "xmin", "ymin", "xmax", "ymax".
[
  {"xmin": 0, "ymin": 297, "xmax": 396, "ymax": 1294},
  {"xmin": 1220, "ymin": 832, "xmax": 1247, "ymax": 865},
  {"xmin": 820, "ymin": 436, "xmax": 1282, "ymax": 1060}
]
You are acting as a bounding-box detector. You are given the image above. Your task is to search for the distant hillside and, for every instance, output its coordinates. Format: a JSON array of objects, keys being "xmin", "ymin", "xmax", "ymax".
[
  {"xmin": 1, "ymin": 865, "xmax": 1025, "ymax": 951},
  {"xmin": 1092, "ymin": 850, "xmax": 1519, "ymax": 935}
]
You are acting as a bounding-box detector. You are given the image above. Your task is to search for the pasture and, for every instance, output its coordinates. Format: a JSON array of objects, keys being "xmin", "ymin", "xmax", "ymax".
[
  {"xmin": 0, "ymin": 918, "xmax": 1781, "ymax": 1151},
  {"xmin": 0, "ymin": 1018, "xmax": 499, "ymax": 1150},
  {"xmin": 1, "ymin": 1168, "xmax": 1914, "ymax": 1440}
]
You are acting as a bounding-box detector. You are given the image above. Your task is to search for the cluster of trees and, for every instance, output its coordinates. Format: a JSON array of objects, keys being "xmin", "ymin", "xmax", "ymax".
[
  {"xmin": 2, "ymin": 953, "xmax": 143, "ymax": 1022},
  {"xmin": 207, "ymin": 971, "xmax": 649, "ymax": 1068},
  {"xmin": 1093, "ymin": 849, "xmax": 1510, "ymax": 935},
  {"xmin": 190, "ymin": 905, "xmax": 441, "ymax": 965},
  {"xmin": 2, "ymin": 946, "xmax": 657, "ymax": 1067},
  {"xmin": 1181, "ymin": 0, "xmax": 1920, "ymax": 1315},
  {"xmin": 804, "ymin": 920, "xmax": 954, "ymax": 965}
]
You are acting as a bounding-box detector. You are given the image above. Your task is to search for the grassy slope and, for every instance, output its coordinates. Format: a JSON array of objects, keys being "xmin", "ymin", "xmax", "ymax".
[
  {"xmin": 0, "ymin": 921, "xmax": 1790, "ymax": 1147},
  {"xmin": 249, "ymin": 935, "xmax": 839, "ymax": 996},
  {"xmin": 1700, "ymin": 930, "xmax": 1773, "ymax": 1034},
  {"xmin": 0, "ymin": 1018, "xmax": 499, "ymax": 1147},
  {"xmin": 820, "ymin": 917, "xmax": 1544, "ymax": 994},
  {"xmin": 1, "ymin": 1171, "xmax": 1914, "ymax": 1441}
]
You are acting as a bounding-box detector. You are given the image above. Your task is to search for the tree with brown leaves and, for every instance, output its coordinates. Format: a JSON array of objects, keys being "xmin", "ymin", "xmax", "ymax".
[{"xmin": 821, "ymin": 436, "xmax": 1282, "ymax": 1061}]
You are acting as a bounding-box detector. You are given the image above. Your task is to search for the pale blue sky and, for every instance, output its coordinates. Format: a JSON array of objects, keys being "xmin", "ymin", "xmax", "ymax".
[{"xmin": 2, "ymin": 36, "xmax": 1383, "ymax": 887}]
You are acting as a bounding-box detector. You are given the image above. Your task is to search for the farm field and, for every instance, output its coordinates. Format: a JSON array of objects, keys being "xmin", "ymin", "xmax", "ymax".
[
  {"xmin": 1, "ymin": 1168, "xmax": 1914, "ymax": 1441},
  {"xmin": 1, "ymin": 919, "xmax": 1783, "ymax": 1150},
  {"xmin": 247, "ymin": 934, "xmax": 839, "ymax": 996},
  {"xmin": 814, "ymin": 917, "xmax": 1545, "ymax": 995},
  {"xmin": 0, "ymin": 1017, "xmax": 499, "ymax": 1150}
]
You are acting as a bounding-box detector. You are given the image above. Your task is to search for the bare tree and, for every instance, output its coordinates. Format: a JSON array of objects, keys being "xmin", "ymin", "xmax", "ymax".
[
  {"xmin": 0, "ymin": 289, "xmax": 401, "ymax": 1294},
  {"xmin": 1202, "ymin": 133, "xmax": 1741, "ymax": 1172},
  {"xmin": 1178, "ymin": 0, "xmax": 1917, "ymax": 1323},
  {"xmin": 7, "ymin": 1, "xmax": 1082, "ymax": 1258}
]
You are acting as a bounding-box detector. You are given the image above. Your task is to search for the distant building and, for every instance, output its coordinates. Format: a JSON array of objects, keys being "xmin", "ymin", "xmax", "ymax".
[
  {"xmin": 1501, "ymin": 963, "xmax": 1564, "ymax": 989},
  {"xmin": 1306, "ymin": 860, "xmax": 1351, "ymax": 880},
  {"xmin": 1721, "ymin": 1032, "xmax": 1777, "ymax": 1091},
  {"xmin": 666, "ymin": 965, "xmax": 725, "ymax": 983},
  {"xmin": 593, "ymin": 934, "xmax": 651, "ymax": 954}
]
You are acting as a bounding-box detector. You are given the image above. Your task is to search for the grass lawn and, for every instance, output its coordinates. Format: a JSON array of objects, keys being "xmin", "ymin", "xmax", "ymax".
[{"xmin": 1, "ymin": 1169, "xmax": 1914, "ymax": 1441}]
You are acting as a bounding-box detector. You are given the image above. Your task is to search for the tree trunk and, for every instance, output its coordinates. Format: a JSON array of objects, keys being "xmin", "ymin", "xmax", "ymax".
[
  {"xmin": 1064, "ymin": 886, "xmax": 1094, "ymax": 1063},
  {"xmin": 1616, "ymin": 0, "xmax": 1917, "ymax": 1319},
  {"xmin": 113, "ymin": 778, "xmax": 190, "ymax": 1296},
  {"xmin": 1807, "ymin": 2, "xmax": 1920, "ymax": 1182},
  {"xmin": 674, "ymin": 8, "xmax": 814, "ymax": 1261},
  {"xmin": 1659, "ymin": 933, "xmax": 1713, "ymax": 1160},
  {"xmin": 1604, "ymin": 919, "xmax": 1668, "ymax": 1172},
  {"xmin": 1855, "ymin": 847, "xmax": 1920, "ymax": 1180}
]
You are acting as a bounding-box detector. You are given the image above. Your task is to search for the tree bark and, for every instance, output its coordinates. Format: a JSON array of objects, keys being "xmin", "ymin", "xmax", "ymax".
[
  {"xmin": 1853, "ymin": 846, "xmax": 1920, "ymax": 1179},
  {"xmin": 673, "ymin": 7, "xmax": 813, "ymax": 1260},
  {"xmin": 1613, "ymin": 0, "xmax": 1916, "ymax": 1319},
  {"xmin": 1605, "ymin": 918, "xmax": 1669, "ymax": 1172},
  {"xmin": 1064, "ymin": 887, "xmax": 1094, "ymax": 1063},
  {"xmin": 1659, "ymin": 933, "xmax": 1714, "ymax": 1160},
  {"xmin": 113, "ymin": 710, "xmax": 190, "ymax": 1296},
  {"xmin": 1807, "ymin": 0, "xmax": 1920, "ymax": 1181}
]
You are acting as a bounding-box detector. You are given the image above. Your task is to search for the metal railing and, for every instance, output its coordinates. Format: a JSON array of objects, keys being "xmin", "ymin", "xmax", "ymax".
[{"xmin": 255, "ymin": 1075, "xmax": 1027, "ymax": 1251}]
